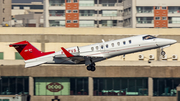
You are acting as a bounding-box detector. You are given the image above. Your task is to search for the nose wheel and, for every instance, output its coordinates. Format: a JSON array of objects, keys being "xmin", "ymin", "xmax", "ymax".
[{"xmin": 161, "ymin": 50, "xmax": 166, "ymax": 56}]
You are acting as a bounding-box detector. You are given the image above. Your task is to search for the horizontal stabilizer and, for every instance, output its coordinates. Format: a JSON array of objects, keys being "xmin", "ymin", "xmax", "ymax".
[
  {"xmin": 25, "ymin": 61, "xmax": 46, "ymax": 68},
  {"xmin": 61, "ymin": 47, "xmax": 74, "ymax": 57}
]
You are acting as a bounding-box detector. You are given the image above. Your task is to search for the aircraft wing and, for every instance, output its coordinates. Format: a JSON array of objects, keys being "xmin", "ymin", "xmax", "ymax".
[{"xmin": 54, "ymin": 47, "xmax": 103, "ymax": 64}]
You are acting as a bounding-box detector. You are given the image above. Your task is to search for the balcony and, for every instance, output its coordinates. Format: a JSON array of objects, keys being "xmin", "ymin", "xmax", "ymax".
[
  {"xmin": 168, "ymin": 11, "xmax": 180, "ymax": 17},
  {"xmin": 99, "ymin": 3, "xmax": 123, "ymax": 10},
  {"xmin": 79, "ymin": 13, "xmax": 96, "ymax": 20},
  {"xmin": 101, "ymin": 23, "xmax": 122, "ymax": 27},
  {"xmin": 79, "ymin": 24, "xmax": 95, "ymax": 27},
  {"xmin": 102, "ymin": 3, "xmax": 116, "ymax": 7},
  {"xmin": 80, "ymin": 13, "xmax": 94, "ymax": 16},
  {"xmin": 49, "ymin": 3, "xmax": 65, "ymax": 10},
  {"xmin": 49, "ymin": 3, "xmax": 65, "ymax": 6},
  {"xmin": 49, "ymin": 13, "xmax": 65, "ymax": 17},
  {"xmin": 79, "ymin": 3, "xmax": 94, "ymax": 7},
  {"xmin": 49, "ymin": 23, "xmax": 65, "ymax": 27},
  {"xmin": 137, "ymin": 20, "xmax": 154, "ymax": 24},
  {"xmin": 168, "ymin": 20, "xmax": 180, "ymax": 27},
  {"xmin": 102, "ymin": 14, "xmax": 117, "ymax": 17},
  {"xmin": 136, "ymin": 20, "xmax": 154, "ymax": 28}
]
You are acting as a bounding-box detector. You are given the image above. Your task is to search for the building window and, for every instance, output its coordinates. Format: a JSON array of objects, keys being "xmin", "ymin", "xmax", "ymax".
[
  {"xmin": 34, "ymin": 77, "xmax": 88, "ymax": 95},
  {"xmin": 73, "ymin": 20, "xmax": 78, "ymax": 23},
  {"xmin": 67, "ymin": 0, "xmax": 71, "ymax": 3},
  {"xmin": 66, "ymin": 10, "xmax": 71, "ymax": 13},
  {"xmin": 67, "ymin": 20, "xmax": 71, "ymax": 23},
  {"xmin": 162, "ymin": 17, "xmax": 167, "ymax": 20},
  {"xmin": 0, "ymin": 77, "xmax": 29, "ymax": 95},
  {"xmin": 155, "ymin": 6, "xmax": 160, "ymax": 10},
  {"xmin": 3, "ymin": 0, "xmax": 5, "ymax": 4},
  {"xmin": 153, "ymin": 78, "xmax": 180, "ymax": 96},
  {"xmin": 0, "ymin": 52, "xmax": 4, "ymax": 59},
  {"xmin": 3, "ymin": 8, "xmax": 5, "ymax": 13},
  {"xmin": 155, "ymin": 17, "xmax": 160, "ymax": 20},
  {"xmin": 3, "ymin": 18, "xmax": 5, "ymax": 21},
  {"xmin": 94, "ymin": 78, "xmax": 148, "ymax": 96},
  {"xmin": 74, "ymin": 0, "xmax": 78, "ymax": 3},
  {"xmin": 15, "ymin": 52, "xmax": 23, "ymax": 60},
  {"xmin": 73, "ymin": 10, "xmax": 78, "ymax": 13},
  {"xmin": 162, "ymin": 7, "xmax": 167, "ymax": 10}
]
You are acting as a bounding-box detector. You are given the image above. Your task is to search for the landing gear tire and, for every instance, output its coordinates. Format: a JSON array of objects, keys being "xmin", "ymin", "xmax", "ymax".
[
  {"xmin": 161, "ymin": 51, "xmax": 166, "ymax": 56},
  {"xmin": 87, "ymin": 66, "xmax": 92, "ymax": 71},
  {"xmin": 91, "ymin": 66, "xmax": 96, "ymax": 71}
]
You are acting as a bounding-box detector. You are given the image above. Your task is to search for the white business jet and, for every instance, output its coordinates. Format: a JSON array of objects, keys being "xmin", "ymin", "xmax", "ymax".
[{"xmin": 9, "ymin": 35, "xmax": 177, "ymax": 71}]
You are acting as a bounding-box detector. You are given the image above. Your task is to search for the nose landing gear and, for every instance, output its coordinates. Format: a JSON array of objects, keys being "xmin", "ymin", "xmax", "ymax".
[{"xmin": 161, "ymin": 50, "xmax": 166, "ymax": 56}]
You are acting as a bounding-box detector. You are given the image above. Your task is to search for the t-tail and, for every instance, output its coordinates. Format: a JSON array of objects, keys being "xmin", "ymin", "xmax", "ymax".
[{"xmin": 9, "ymin": 41, "xmax": 55, "ymax": 67}]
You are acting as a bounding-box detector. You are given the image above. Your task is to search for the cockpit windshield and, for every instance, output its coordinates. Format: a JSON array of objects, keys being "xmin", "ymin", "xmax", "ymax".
[{"xmin": 143, "ymin": 35, "xmax": 156, "ymax": 40}]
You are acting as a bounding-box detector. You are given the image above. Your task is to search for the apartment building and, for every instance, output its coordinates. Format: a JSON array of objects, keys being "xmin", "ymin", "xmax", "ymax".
[
  {"xmin": 44, "ymin": 0, "xmax": 180, "ymax": 28},
  {"xmin": 44, "ymin": 0, "xmax": 124, "ymax": 28},
  {"xmin": 0, "ymin": 0, "xmax": 12, "ymax": 26}
]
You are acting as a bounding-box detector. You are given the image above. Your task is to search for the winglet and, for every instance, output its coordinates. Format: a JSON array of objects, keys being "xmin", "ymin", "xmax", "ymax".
[{"xmin": 61, "ymin": 47, "xmax": 74, "ymax": 57}]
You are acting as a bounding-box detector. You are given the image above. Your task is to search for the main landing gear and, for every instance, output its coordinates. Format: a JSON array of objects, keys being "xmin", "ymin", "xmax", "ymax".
[{"xmin": 86, "ymin": 62, "xmax": 96, "ymax": 71}]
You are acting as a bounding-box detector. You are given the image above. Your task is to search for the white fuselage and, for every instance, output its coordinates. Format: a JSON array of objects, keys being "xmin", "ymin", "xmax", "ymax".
[
  {"xmin": 43, "ymin": 35, "xmax": 176, "ymax": 64},
  {"xmin": 25, "ymin": 35, "xmax": 177, "ymax": 67}
]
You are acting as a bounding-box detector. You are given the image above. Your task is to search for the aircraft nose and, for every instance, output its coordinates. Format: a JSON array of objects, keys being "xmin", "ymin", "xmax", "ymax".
[
  {"xmin": 168, "ymin": 39, "xmax": 177, "ymax": 44},
  {"xmin": 156, "ymin": 38, "xmax": 177, "ymax": 46}
]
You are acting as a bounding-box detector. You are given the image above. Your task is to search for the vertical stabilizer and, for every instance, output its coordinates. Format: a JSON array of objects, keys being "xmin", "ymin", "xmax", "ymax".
[{"xmin": 9, "ymin": 41, "xmax": 55, "ymax": 60}]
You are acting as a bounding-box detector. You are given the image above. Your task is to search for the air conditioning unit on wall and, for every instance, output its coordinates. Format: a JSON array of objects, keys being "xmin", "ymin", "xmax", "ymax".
[
  {"xmin": 138, "ymin": 54, "xmax": 144, "ymax": 60},
  {"xmin": 172, "ymin": 54, "xmax": 178, "ymax": 60},
  {"xmin": 149, "ymin": 54, "xmax": 154, "ymax": 60},
  {"xmin": 162, "ymin": 54, "xmax": 167, "ymax": 60}
]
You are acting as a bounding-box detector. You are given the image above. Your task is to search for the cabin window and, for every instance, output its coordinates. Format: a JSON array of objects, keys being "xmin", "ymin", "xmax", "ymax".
[
  {"xmin": 106, "ymin": 44, "xmax": 108, "ymax": 48},
  {"xmin": 96, "ymin": 46, "xmax": 98, "ymax": 50},
  {"xmin": 101, "ymin": 45, "xmax": 103, "ymax": 49},
  {"xmin": 123, "ymin": 41, "xmax": 126, "ymax": 45},
  {"xmin": 91, "ymin": 47, "xmax": 94, "ymax": 51},
  {"xmin": 129, "ymin": 40, "xmax": 131, "ymax": 44},
  {"xmin": 117, "ymin": 42, "xmax": 120, "ymax": 46},
  {"xmin": 111, "ymin": 43, "xmax": 114, "ymax": 47}
]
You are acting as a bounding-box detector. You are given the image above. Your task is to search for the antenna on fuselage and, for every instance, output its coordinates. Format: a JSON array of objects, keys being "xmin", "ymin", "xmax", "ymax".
[{"xmin": 102, "ymin": 39, "xmax": 105, "ymax": 43}]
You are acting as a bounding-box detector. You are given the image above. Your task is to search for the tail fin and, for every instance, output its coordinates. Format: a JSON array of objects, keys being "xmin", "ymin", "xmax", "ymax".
[{"xmin": 9, "ymin": 41, "xmax": 55, "ymax": 60}]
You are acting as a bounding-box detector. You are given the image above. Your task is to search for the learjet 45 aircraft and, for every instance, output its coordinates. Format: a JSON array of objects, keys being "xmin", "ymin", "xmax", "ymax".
[{"xmin": 9, "ymin": 35, "xmax": 177, "ymax": 71}]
